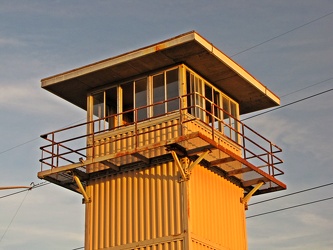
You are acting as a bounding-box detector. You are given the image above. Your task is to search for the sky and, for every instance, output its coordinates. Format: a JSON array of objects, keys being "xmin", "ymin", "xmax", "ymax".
[{"xmin": 0, "ymin": 1, "xmax": 332, "ymax": 249}]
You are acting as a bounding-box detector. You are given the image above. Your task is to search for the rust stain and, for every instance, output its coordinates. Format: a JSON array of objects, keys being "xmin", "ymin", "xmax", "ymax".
[{"xmin": 155, "ymin": 44, "xmax": 166, "ymax": 51}]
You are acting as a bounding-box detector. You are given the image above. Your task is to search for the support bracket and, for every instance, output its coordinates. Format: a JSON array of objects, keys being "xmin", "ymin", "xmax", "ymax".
[
  {"xmin": 171, "ymin": 150, "xmax": 210, "ymax": 181},
  {"xmin": 73, "ymin": 175, "xmax": 91, "ymax": 204},
  {"xmin": 241, "ymin": 181, "xmax": 264, "ymax": 210}
]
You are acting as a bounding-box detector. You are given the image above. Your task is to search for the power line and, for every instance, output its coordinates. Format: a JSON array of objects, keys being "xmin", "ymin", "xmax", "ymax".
[
  {"xmin": 0, "ymin": 118, "xmax": 86, "ymax": 156},
  {"xmin": 247, "ymin": 196, "xmax": 333, "ymax": 219},
  {"xmin": 0, "ymin": 138, "xmax": 39, "ymax": 156},
  {"xmin": 231, "ymin": 10, "xmax": 333, "ymax": 57},
  {"xmin": 242, "ymin": 87, "xmax": 333, "ymax": 121},
  {"xmin": 0, "ymin": 189, "xmax": 30, "ymax": 243},
  {"xmin": 280, "ymin": 77, "xmax": 333, "ymax": 98},
  {"xmin": 0, "ymin": 182, "xmax": 49, "ymax": 200},
  {"xmin": 249, "ymin": 182, "xmax": 333, "ymax": 206}
]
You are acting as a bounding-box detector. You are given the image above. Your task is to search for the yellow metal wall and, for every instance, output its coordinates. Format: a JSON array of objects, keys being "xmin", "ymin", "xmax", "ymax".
[
  {"xmin": 189, "ymin": 166, "xmax": 247, "ymax": 250},
  {"xmin": 85, "ymin": 162, "xmax": 184, "ymax": 250}
]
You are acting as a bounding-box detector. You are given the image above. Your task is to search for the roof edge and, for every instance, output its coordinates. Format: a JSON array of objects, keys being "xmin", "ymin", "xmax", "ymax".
[
  {"xmin": 41, "ymin": 31, "xmax": 198, "ymax": 88},
  {"xmin": 193, "ymin": 33, "xmax": 280, "ymax": 105}
]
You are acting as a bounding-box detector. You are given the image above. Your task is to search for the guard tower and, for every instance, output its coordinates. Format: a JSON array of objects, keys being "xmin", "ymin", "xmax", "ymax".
[{"xmin": 38, "ymin": 31, "xmax": 286, "ymax": 250}]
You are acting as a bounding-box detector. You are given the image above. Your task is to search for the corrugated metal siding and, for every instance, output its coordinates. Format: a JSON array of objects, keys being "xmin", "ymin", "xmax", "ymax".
[
  {"xmin": 189, "ymin": 166, "xmax": 247, "ymax": 250},
  {"xmin": 86, "ymin": 162, "xmax": 184, "ymax": 250}
]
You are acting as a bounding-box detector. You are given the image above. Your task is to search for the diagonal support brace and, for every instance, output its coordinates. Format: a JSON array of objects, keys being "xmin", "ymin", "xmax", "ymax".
[
  {"xmin": 73, "ymin": 175, "xmax": 91, "ymax": 204},
  {"xmin": 241, "ymin": 181, "xmax": 264, "ymax": 209},
  {"xmin": 171, "ymin": 150, "xmax": 187, "ymax": 180},
  {"xmin": 188, "ymin": 150, "xmax": 210, "ymax": 172}
]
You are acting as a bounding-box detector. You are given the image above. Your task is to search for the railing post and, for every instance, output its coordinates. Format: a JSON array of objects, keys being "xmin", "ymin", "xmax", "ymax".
[
  {"xmin": 135, "ymin": 109, "xmax": 138, "ymax": 148},
  {"xmin": 92, "ymin": 121, "xmax": 95, "ymax": 159},
  {"xmin": 270, "ymin": 143, "xmax": 274, "ymax": 176},
  {"xmin": 40, "ymin": 151, "xmax": 44, "ymax": 172},
  {"xmin": 242, "ymin": 125, "xmax": 246, "ymax": 160},
  {"xmin": 56, "ymin": 143, "xmax": 59, "ymax": 168},
  {"xmin": 179, "ymin": 96, "xmax": 183, "ymax": 136},
  {"xmin": 211, "ymin": 102, "xmax": 215, "ymax": 140},
  {"xmin": 51, "ymin": 133, "xmax": 54, "ymax": 168}
]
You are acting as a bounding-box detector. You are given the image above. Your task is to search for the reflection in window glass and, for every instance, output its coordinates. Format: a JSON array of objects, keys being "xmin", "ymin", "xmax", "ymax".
[
  {"xmin": 186, "ymin": 71, "xmax": 194, "ymax": 115},
  {"xmin": 223, "ymin": 98, "xmax": 231, "ymax": 138},
  {"xmin": 135, "ymin": 78, "xmax": 147, "ymax": 121},
  {"xmin": 166, "ymin": 69, "xmax": 179, "ymax": 112},
  {"xmin": 205, "ymin": 84, "xmax": 212, "ymax": 124},
  {"xmin": 105, "ymin": 87, "xmax": 117, "ymax": 129},
  {"xmin": 230, "ymin": 102, "xmax": 238, "ymax": 142},
  {"xmin": 194, "ymin": 77, "xmax": 204, "ymax": 119},
  {"xmin": 152, "ymin": 73, "xmax": 165, "ymax": 116},
  {"xmin": 121, "ymin": 82, "xmax": 134, "ymax": 125},
  {"xmin": 213, "ymin": 89, "xmax": 222, "ymax": 131},
  {"xmin": 93, "ymin": 92, "xmax": 106, "ymax": 132}
]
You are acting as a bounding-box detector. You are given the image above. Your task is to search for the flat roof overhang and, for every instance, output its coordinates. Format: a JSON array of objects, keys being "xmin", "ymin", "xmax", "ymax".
[{"xmin": 41, "ymin": 31, "xmax": 280, "ymax": 114}]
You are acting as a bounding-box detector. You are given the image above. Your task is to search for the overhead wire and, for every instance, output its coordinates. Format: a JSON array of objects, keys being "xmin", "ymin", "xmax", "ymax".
[
  {"xmin": 231, "ymin": 10, "xmax": 333, "ymax": 57},
  {"xmin": 247, "ymin": 196, "xmax": 333, "ymax": 219},
  {"xmin": 280, "ymin": 77, "xmax": 333, "ymax": 98},
  {"xmin": 0, "ymin": 118, "xmax": 86, "ymax": 156},
  {"xmin": 249, "ymin": 182, "xmax": 333, "ymax": 206},
  {"xmin": 0, "ymin": 189, "xmax": 30, "ymax": 243},
  {"xmin": 0, "ymin": 182, "xmax": 49, "ymax": 200},
  {"xmin": 242, "ymin": 87, "xmax": 333, "ymax": 121}
]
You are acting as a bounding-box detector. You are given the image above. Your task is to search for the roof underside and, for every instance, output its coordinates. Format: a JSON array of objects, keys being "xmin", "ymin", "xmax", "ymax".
[{"xmin": 41, "ymin": 31, "xmax": 280, "ymax": 115}]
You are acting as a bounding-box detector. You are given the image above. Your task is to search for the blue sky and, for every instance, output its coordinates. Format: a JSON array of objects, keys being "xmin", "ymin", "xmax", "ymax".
[{"xmin": 0, "ymin": 1, "xmax": 333, "ymax": 249}]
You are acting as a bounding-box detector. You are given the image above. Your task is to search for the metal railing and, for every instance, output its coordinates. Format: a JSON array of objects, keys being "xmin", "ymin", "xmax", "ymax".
[{"xmin": 40, "ymin": 93, "xmax": 283, "ymax": 178}]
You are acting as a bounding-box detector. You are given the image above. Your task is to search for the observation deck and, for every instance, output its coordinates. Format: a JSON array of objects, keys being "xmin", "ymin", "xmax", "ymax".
[{"xmin": 38, "ymin": 94, "xmax": 285, "ymax": 196}]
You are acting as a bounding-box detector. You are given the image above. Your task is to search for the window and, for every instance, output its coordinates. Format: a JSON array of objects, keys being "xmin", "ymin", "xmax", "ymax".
[
  {"xmin": 121, "ymin": 82, "xmax": 134, "ymax": 125},
  {"xmin": 166, "ymin": 69, "xmax": 179, "ymax": 112},
  {"xmin": 186, "ymin": 69, "xmax": 239, "ymax": 143},
  {"xmin": 152, "ymin": 73, "xmax": 165, "ymax": 116},
  {"xmin": 88, "ymin": 66, "xmax": 239, "ymax": 142},
  {"xmin": 92, "ymin": 92, "xmax": 105, "ymax": 132},
  {"xmin": 105, "ymin": 87, "xmax": 117, "ymax": 128},
  {"xmin": 135, "ymin": 78, "xmax": 148, "ymax": 121},
  {"xmin": 89, "ymin": 67, "xmax": 180, "ymax": 132}
]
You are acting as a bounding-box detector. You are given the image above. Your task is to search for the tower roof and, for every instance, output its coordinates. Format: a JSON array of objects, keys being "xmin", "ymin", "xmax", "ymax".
[{"xmin": 42, "ymin": 31, "xmax": 279, "ymax": 114}]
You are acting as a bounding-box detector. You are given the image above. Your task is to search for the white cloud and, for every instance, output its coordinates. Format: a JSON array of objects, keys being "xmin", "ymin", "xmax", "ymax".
[
  {"xmin": 244, "ymin": 110, "xmax": 333, "ymax": 164},
  {"xmin": 0, "ymin": 37, "xmax": 24, "ymax": 47},
  {"xmin": 296, "ymin": 210, "xmax": 333, "ymax": 230}
]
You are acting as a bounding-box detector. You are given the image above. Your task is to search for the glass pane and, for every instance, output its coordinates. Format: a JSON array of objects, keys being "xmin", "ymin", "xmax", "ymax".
[
  {"xmin": 213, "ymin": 89, "xmax": 222, "ymax": 131},
  {"xmin": 122, "ymin": 82, "xmax": 134, "ymax": 125},
  {"xmin": 153, "ymin": 73, "xmax": 165, "ymax": 116},
  {"xmin": 205, "ymin": 84, "xmax": 212, "ymax": 124},
  {"xmin": 230, "ymin": 102, "xmax": 238, "ymax": 142},
  {"xmin": 93, "ymin": 92, "xmax": 105, "ymax": 132},
  {"xmin": 194, "ymin": 76, "xmax": 204, "ymax": 120},
  {"xmin": 135, "ymin": 78, "xmax": 147, "ymax": 121},
  {"xmin": 223, "ymin": 98, "xmax": 231, "ymax": 138},
  {"xmin": 105, "ymin": 87, "xmax": 117, "ymax": 129},
  {"xmin": 166, "ymin": 69, "xmax": 179, "ymax": 112},
  {"xmin": 186, "ymin": 71, "xmax": 194, "ymax": 115}
]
